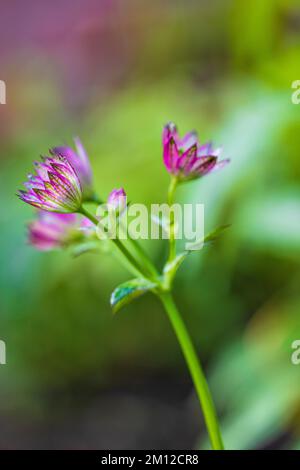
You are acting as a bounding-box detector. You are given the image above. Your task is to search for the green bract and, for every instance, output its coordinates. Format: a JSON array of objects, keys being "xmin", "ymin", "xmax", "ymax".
[{"xmin": 111, "ymin": 278, "xmax": 157, "ymax": 314}]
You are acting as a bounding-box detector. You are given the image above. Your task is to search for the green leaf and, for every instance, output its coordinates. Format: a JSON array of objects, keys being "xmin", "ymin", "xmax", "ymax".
[
  {"xmin": 110, "ymin": 278, "xmax": 157, "ymax": 314},
  {"xmin": 186, "ymin": 224, "xmax": 231, "ymax": 251},
  {"xmin": 203, "ymin": 224, "xmax": 231, "ymax": 244}
]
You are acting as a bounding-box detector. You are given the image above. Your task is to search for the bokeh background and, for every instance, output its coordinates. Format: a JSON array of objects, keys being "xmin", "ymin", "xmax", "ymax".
[{"xmin": 0, "ymin": 0, "xmax": 300, "ymax": 450}]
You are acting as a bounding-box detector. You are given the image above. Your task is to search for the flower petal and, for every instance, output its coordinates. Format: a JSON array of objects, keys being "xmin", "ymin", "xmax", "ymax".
[
  {"xmin": 164, "ymin": 137, "xmax": 180, "ymax": 172},
  {"xmin": 177, "ymin": 144, "xmax": 198, "ymax": 175}
]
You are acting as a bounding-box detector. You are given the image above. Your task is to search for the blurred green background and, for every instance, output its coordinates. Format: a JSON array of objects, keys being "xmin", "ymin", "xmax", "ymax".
[{"xmin": 0, "ymin": 0, "xmax": 300, "ymax": 449}]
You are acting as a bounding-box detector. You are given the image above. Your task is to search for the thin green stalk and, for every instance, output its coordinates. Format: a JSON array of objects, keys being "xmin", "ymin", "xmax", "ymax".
[
  {"xmin": 158, "ymin": 291, "xmax": 224, "ymax": 450},
  {"xmin": 86, "ymin": 193, "xmax": 103, "ymax": 205},
  {"xmin": 127, "ymin": 236, "xmax": 159, "ymax": 278},
  {"xmin": 87, "ymin": 194, "xmax": 158, "ymax": 279},
  {"xmin": 79, "ymin": 206, "xmax": 150, "ymax": 279},
  {"xmin": 167, "ymin": 176, "xmax": 178, "ymax": 263}
]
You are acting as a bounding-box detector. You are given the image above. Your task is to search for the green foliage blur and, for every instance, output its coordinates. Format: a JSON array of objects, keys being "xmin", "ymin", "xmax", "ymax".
[{"xmin": 0, "ymin": 0, "xmax": 300, "ymax": 449}]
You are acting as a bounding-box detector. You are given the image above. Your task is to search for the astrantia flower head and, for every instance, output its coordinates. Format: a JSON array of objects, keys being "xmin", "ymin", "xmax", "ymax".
[
  {"xmin": 18, "ymin": 154, "xmax": 82, "ymax": 213},
  {"xmin": 108, "ymin": 188, "xmax": 127, "ymax": 215},
  {"xmin": 28, "ymin": 212, "xmax": 77, "ymax": 250},
  {"xmin": 52, "ymin": 138, "xmax": 93, "ymax": 198},
  {"xmin": 28, "ymin": 211, "xmax": 94, "ymax": 251},
  {"xmin": 163, "ymin": 122, "xmax": 229, "ymax": 182}
]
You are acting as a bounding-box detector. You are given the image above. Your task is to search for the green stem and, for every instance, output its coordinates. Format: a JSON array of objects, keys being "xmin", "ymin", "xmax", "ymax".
[
  {"xmin": 79, "ymin": 206, "xmax": 150, "ymax": 279},
  {"xmin": 158, "ymin": 291, "xmax": 224, "ymax": 450},
  {"xmin": 128, "ymin": 236, "xmax": 159, "ymax": 278},
  {"xmin": 87, "ymin": 194, "xmax": 158, "ymax": 279},
  {"xmin": 86, "ymin": 193, "xmax": 103, "ymax": 205},
  {"xmin": 167, "ymin": 176, "xmax": 178, "ymax": 263}
]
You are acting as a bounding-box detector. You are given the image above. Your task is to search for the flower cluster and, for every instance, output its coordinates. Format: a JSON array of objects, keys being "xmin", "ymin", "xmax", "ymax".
[
  {"xmin": 53, "ymin": 138, "xmax": 93, "ymax": 198},
  {"xmin": 18, "ymin": 154, "xmax": 83, "ymax": 213},
  {"xmin": 18, "ymin": 122, "xmax": 229, "ymax": 251},
  {"xmin": 18, "ymin": 138, "xmax": 94, "ymax": 214},
  {"xmin": 162, "ymin": 122, "xmax": 229, "ymax": 181},
  {"xmin": 28, "ymin": 211, "xmax": 92, "ymax": 251},
  {"xmin": 18, "ymin": 122, "xmax": 230, "ymax": 450}
]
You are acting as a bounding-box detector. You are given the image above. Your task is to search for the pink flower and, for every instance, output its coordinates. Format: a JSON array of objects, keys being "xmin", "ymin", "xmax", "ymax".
[
  {"xmin": 108, "ymin": 188, "xmax": 127, "ymax": 214},
  {"xmin": 52, "ymin": 138, "xmax": 92, "ymax": 198},
  {"xmin": 18, "ymin": 154, "xmax": 82, "ymax": 213},
  {"xmin": 163, "ymin": 122, "xmax": 229, "ymax": 181},
  {"xmin": 28, "ymin": 211, "xmax": 94, "ymax": 251}
]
